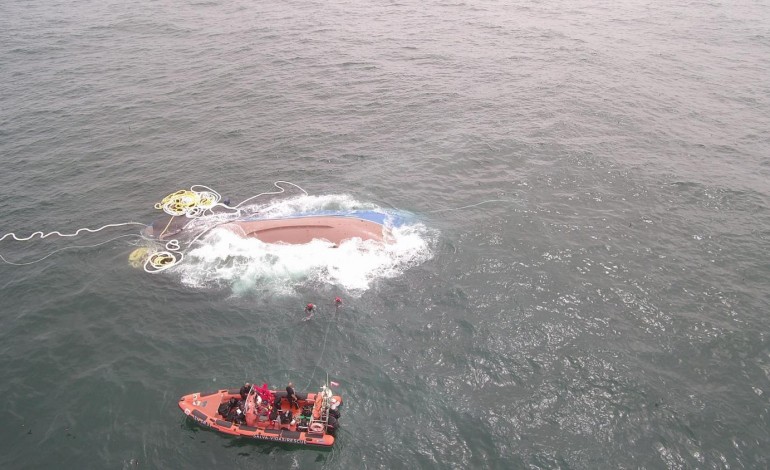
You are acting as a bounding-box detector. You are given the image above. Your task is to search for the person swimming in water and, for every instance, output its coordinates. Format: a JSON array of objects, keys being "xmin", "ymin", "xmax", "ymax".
[{"xmin": 303, "ymin": 303, "xmax": 316, "ymax": 321}]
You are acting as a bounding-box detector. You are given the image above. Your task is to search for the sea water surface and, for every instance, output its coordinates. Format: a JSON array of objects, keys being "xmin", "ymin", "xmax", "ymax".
[{"xmin": 1, "ymin": 0, "xmax": 769, "ymax": 468}]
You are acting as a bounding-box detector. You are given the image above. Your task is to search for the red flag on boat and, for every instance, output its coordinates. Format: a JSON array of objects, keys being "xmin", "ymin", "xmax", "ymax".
[{"xmin": 330, "ymin": 381, "xmax": 340, "ymax": 387}]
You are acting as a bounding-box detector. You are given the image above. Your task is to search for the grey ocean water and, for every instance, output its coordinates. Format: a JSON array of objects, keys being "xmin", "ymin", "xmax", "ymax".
[{"xmin": 1, "ymin": 0, "xmax": 769, "ymax": 468}]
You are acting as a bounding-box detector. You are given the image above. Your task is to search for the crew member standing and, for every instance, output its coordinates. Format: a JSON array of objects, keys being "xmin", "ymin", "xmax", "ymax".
[
  {"xmin": 286, "ymin": 382, "xmax": 299, "ymax": 410},
  {"xmin": 239, "ymin": 382, "xmax": 252, "ymax": 401}
]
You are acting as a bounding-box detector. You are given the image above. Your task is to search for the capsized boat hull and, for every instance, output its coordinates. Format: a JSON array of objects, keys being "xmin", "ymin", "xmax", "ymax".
[
  {"xmin": 145, "ymin": 210, "xmax": 404, "ymax": 244},
  {"xmin": 218, "ymin": 215, "xmax": 387, "ymax": 245},
  {"xmin": 179, "ymin": 388, "xmax": 341, "ymax": 447}
]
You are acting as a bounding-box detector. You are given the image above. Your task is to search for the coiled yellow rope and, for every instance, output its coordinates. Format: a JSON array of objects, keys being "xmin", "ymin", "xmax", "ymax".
[{"xmin": 154, "ymin": 189, "xmax": 220, "ymax": 217}]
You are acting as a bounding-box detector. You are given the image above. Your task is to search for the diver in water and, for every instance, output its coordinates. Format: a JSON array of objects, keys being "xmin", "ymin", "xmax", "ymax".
[{"xmin": 304, "ymin": 303, "xmax": 316, "ymax": 321}]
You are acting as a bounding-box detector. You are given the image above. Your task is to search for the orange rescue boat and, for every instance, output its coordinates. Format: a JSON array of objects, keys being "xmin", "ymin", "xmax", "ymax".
[{"xmin": 178, "ymin": 385, "xmax": 342, "ymax": 447}]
